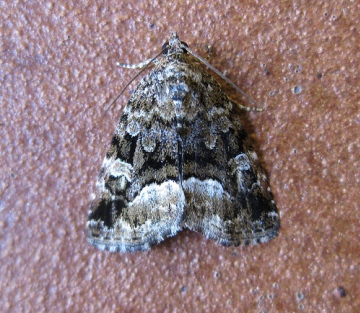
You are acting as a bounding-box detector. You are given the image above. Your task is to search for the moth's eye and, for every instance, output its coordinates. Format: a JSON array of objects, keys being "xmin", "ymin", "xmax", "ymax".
[
  {"xmin": 162, "ymin": 42, "xmax": 169, "ymax": 55},
  {"xmin": 162, "ymin": 41, "xmax": 188, "ymax": 55},
  {"xmin": 180, "ymin": 41, "xmax": 188, "ymax": 53}
]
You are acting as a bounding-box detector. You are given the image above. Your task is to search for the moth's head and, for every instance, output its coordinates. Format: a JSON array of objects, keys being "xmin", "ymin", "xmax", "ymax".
[{"xmin": 162, "ymin": 32, "xmax": 188, "ymax": 56}]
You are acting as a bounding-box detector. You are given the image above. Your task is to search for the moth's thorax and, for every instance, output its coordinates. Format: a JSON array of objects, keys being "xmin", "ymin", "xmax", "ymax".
[{"xmin": 155, "ymin": 59, "xmax": 203, "ymax": 123}]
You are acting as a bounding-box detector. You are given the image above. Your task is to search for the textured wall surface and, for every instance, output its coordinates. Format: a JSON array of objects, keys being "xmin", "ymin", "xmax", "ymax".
[{"xmin": 1, "ymin": 0, "xmax": 359, "ymax": 312}]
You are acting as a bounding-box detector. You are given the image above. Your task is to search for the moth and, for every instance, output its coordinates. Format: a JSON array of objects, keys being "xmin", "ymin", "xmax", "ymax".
[{"xmin": 86, "ymin": 32, "xmax": 279, "ymax": 252}]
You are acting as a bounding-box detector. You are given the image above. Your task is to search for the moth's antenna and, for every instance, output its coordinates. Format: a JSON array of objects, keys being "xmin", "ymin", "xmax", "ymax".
[
  {"xmin": 103, "ymin": 49, "xmax": 164, "ymax": 116},
  {"xmin": 181, "ymin": 44, "xmax": 264, "ymax": 111}
]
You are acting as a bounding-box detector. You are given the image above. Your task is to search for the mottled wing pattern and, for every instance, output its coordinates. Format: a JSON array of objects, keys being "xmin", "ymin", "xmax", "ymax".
[
  {"xmin": 179, "ymin": 70, "xmax": 279, "ymax": 245},
  {"xmin": 86, "ymin": 71, "xmax": 186, "ymax": 252},
  {"xmin": 86, "ymin": 33, "xmax": 279, "ymax": 252}
]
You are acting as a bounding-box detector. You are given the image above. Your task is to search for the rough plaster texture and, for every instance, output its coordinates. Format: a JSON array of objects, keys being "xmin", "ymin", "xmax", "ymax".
[{"xmin": 1, "ymin": 0, "xmax": 359, "ymax": 312}]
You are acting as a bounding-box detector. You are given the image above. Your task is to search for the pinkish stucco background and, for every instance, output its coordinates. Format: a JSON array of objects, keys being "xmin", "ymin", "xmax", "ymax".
[{"xmin": 1, "ymin": 1, "xmax": 359, "ymax": 312}]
